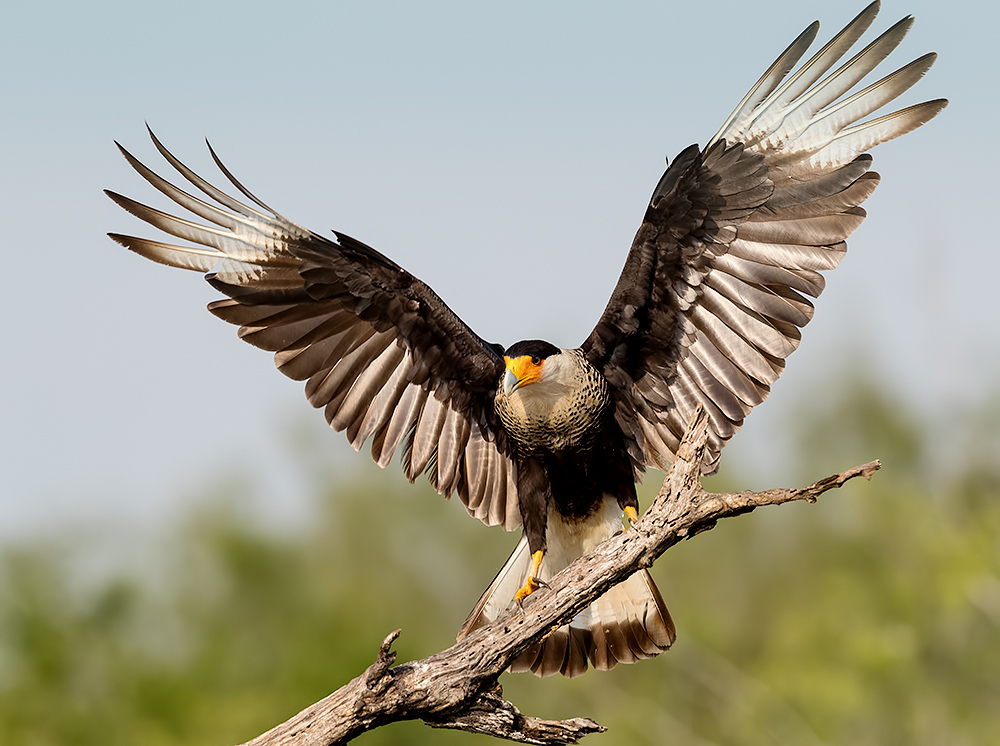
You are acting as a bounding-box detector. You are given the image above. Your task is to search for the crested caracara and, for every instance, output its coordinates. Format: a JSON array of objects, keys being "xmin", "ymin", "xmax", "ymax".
[{"xmin": 106, "ymin": 1, "xmax": 945, "ymax": 678}]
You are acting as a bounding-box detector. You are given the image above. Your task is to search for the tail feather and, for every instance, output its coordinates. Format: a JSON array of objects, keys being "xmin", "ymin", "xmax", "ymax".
[{"xmin": 458, "ymin": 501, "xmax": 676, "ymax": 678}]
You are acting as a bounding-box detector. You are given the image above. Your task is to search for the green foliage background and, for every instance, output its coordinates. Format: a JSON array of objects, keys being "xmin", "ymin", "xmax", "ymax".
[{"xmin": 3, "ymin": 380, "xmax": 998, "ymax": 745}]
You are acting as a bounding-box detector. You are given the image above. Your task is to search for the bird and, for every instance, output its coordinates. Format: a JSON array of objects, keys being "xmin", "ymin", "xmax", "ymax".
[{"xmin": 106, "ymin": 1, "xmax": 945, "ymax": 678}]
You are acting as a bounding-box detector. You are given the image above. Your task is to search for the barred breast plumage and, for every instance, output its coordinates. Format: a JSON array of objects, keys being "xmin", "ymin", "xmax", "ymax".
[{"xmin": 494, "ymin": 347, "xmax": 610, "ymax": 455}]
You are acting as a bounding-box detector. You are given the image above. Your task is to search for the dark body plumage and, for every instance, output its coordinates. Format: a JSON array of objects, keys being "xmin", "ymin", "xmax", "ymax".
[{"xmin": 107, "ymin": 1, "xmax": 944, "ymax": 678}]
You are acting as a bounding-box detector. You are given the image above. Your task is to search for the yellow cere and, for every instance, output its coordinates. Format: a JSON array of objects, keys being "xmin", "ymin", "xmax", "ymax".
[{"xmin": 505, "ymin": 355, "xmax": 543, "ymax": 389}]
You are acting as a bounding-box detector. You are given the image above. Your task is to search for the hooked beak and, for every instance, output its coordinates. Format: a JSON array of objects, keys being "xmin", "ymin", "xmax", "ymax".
[
  {"xmin": 502, "ymin": 355, "xmax": 542, "ymax": 397},
  {"xmin": 503, "ymin": 367, "xmax": 520, "ymax": 397}
]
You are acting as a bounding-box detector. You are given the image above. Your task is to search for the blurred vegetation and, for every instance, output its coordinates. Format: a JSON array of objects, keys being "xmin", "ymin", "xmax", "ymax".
[{"xmin": 2, "ymin": 378, "xmax": 999, "ymax": 746}]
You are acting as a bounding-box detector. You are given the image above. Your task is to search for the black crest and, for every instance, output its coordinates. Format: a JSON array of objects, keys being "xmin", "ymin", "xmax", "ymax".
[{"xmin": 504, "ymin": 340, "xmax": 560, "ymax": 360}]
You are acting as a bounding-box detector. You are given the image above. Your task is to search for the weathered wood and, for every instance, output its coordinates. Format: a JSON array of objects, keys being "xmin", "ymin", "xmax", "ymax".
[{"xmin": 238, "ymin": 405, "xmax": 879, "ymax": 746}]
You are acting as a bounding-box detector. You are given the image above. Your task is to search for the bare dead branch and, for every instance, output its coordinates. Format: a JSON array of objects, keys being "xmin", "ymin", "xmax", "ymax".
[
  {"xmin": 425, "ymin": 690, "xmax": 606, "ymax": 744},
  {"xmin": 238, "ymin": 405, "xmax": 879, "ymax": 746}
]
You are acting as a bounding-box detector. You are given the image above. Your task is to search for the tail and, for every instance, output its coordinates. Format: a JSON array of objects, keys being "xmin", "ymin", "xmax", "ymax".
[{"xmin": 458, "ymin": 504, "xmax": 676, "ymax": 678}]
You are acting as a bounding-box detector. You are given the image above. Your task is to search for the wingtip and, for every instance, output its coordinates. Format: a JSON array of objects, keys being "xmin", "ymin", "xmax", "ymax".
[
  {"xmin": 798, "ymin": 19, "xmax": 821, "ymax": 50},
  {"xmin": 885, "ymin": 13, "xmax": 916, "ymax": 38},
  {"xmin": 145, "ymin": 125, "xmax": 175, "ymax": 162},
  {"xmin": 104, "ymin": 188, "xmax": 138, "ymax": 214},
  {"xmin": 106, "ymin": 232, "xmax": 132, "ymax": 249},
  {"xmin": 104, "ymin": 188, "xmax": 126, "ymax": 207},
  {"xmin": 204, "ymin": 138, "xmax": 223, "ymax": 168},
  {"xmin": 925, "ymin": 97, "xmax": 950, "ymax": 116},
  {"xmin": 144, "ymin": 122, "xmax": 161, "ymax": 149}
]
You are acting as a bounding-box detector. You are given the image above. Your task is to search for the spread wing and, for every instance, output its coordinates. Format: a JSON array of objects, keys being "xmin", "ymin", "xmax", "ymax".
[
  {"xmin": 107, "ymin": 129, "xmax": 521, "ymax": 530},
  {"xmin": 582, "ymin": 1, "xmax": 947, "ymax": 475}
]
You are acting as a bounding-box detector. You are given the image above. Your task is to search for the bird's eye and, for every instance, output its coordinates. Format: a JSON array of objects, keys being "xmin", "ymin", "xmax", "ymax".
[{"xmin": 531, "ymin": 356, "xmax": 541, "ymax": 365}]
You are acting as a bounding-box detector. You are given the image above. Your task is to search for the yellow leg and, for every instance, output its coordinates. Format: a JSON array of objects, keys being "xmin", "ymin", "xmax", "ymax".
[
  {"xmin": 624, "ymin": 505, "xmax": 639, "ymax": 526},
  {"xmin": 513, "ymin": 550, "xmax": 545, "ymax": 608}
]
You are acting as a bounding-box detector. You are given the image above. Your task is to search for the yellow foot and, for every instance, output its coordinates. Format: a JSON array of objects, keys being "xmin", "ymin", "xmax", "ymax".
[
  {"xmin": 624, "ymin": 505, "xmax": 639, "ymax": 526},
  {"xmin": 514, "ymin": 576, "xmax": 540, "ymax": 608},
  {"xmin": 514, "ymin": 550, "xmax": 546, "ymax": 609}
]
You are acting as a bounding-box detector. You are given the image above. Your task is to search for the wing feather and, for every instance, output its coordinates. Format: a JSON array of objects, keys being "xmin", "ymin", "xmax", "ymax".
[
  {"xmin": 704, "ymin": 269, "xmax": 812, "ymax": 327},
  {"xmin": 433, "ymin": 409, "xmax": 471, "ymax": 495},
  {"xmin": 377, "ymin": 376, "xmax": 430, "ymax": 468},
  {"xmin": 685, "ymin": 332, "xmax": 769, "ymax": 408},
  {"xmin": 351, "ymin": 352, "xmax": 415, "ymax": 448},
  {"xmin": 584, "ymin": 2, "xmax": 945, "ymax": 474},
  {"xmin": 745, "ymin": 14, "xmax": 915, "ymax": 149},
  {"xmin": 342, "ymin": 344, "xmax": 409, "ymax": 445},
  {"xmin": 405, "ymin": 394, "xmax": 450, "ymax": 479},
  {"xmin": 108, "ymin": 132, "xmax": 518, "ymax": 529},
  {"xmin": 461, "ymin": 438, "xmax": 491, "ymax": 513}
]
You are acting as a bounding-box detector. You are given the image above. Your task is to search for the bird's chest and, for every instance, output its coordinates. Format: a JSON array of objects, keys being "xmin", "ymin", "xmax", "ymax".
[
  {"xmin": 498, "ymin": 397, "xmax": 600, "ymax": 453},
  {"xmin": 495, "ymin": 369, "xmax": 609, "ymax": 456}
]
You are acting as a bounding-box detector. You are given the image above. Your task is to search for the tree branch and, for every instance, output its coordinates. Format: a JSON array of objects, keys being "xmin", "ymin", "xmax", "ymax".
[{"xmin": 238, "ymin": 405, "xmax": 879, "ymax": 746}]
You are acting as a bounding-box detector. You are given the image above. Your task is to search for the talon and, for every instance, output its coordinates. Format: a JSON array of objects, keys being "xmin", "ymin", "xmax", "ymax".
[
  {"xmin": 514, "ymin": 576, "xmax": 540, "ymax": 609},
  {"xmin": 513, "ymin": 550, "xmax": 546, "ymax": 609}
]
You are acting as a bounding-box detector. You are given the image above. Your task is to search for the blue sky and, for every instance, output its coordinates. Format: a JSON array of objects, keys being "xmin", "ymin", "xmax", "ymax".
[{"xmin": 2, "ymin": 0, "xmax": 994, "ymax": 541}]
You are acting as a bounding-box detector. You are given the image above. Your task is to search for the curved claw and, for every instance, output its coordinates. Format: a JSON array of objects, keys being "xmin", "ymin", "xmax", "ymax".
[
  {"xmin": 513, "ymin": 550, "xmax": 547, "ymax": 610},
  {"xmin": 514, "ymin": 576, "xmax": 541, "ymax": 611}
]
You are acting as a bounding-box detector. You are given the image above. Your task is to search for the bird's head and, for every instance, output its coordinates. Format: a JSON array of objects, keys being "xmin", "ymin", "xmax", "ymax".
[
  {"xmin": 496, "ymin": 340, "xmax": 609, "ymax": 451},
  {"xmin": 501, "ymin": 340, "xmax": 562, "ymax": 397}
]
